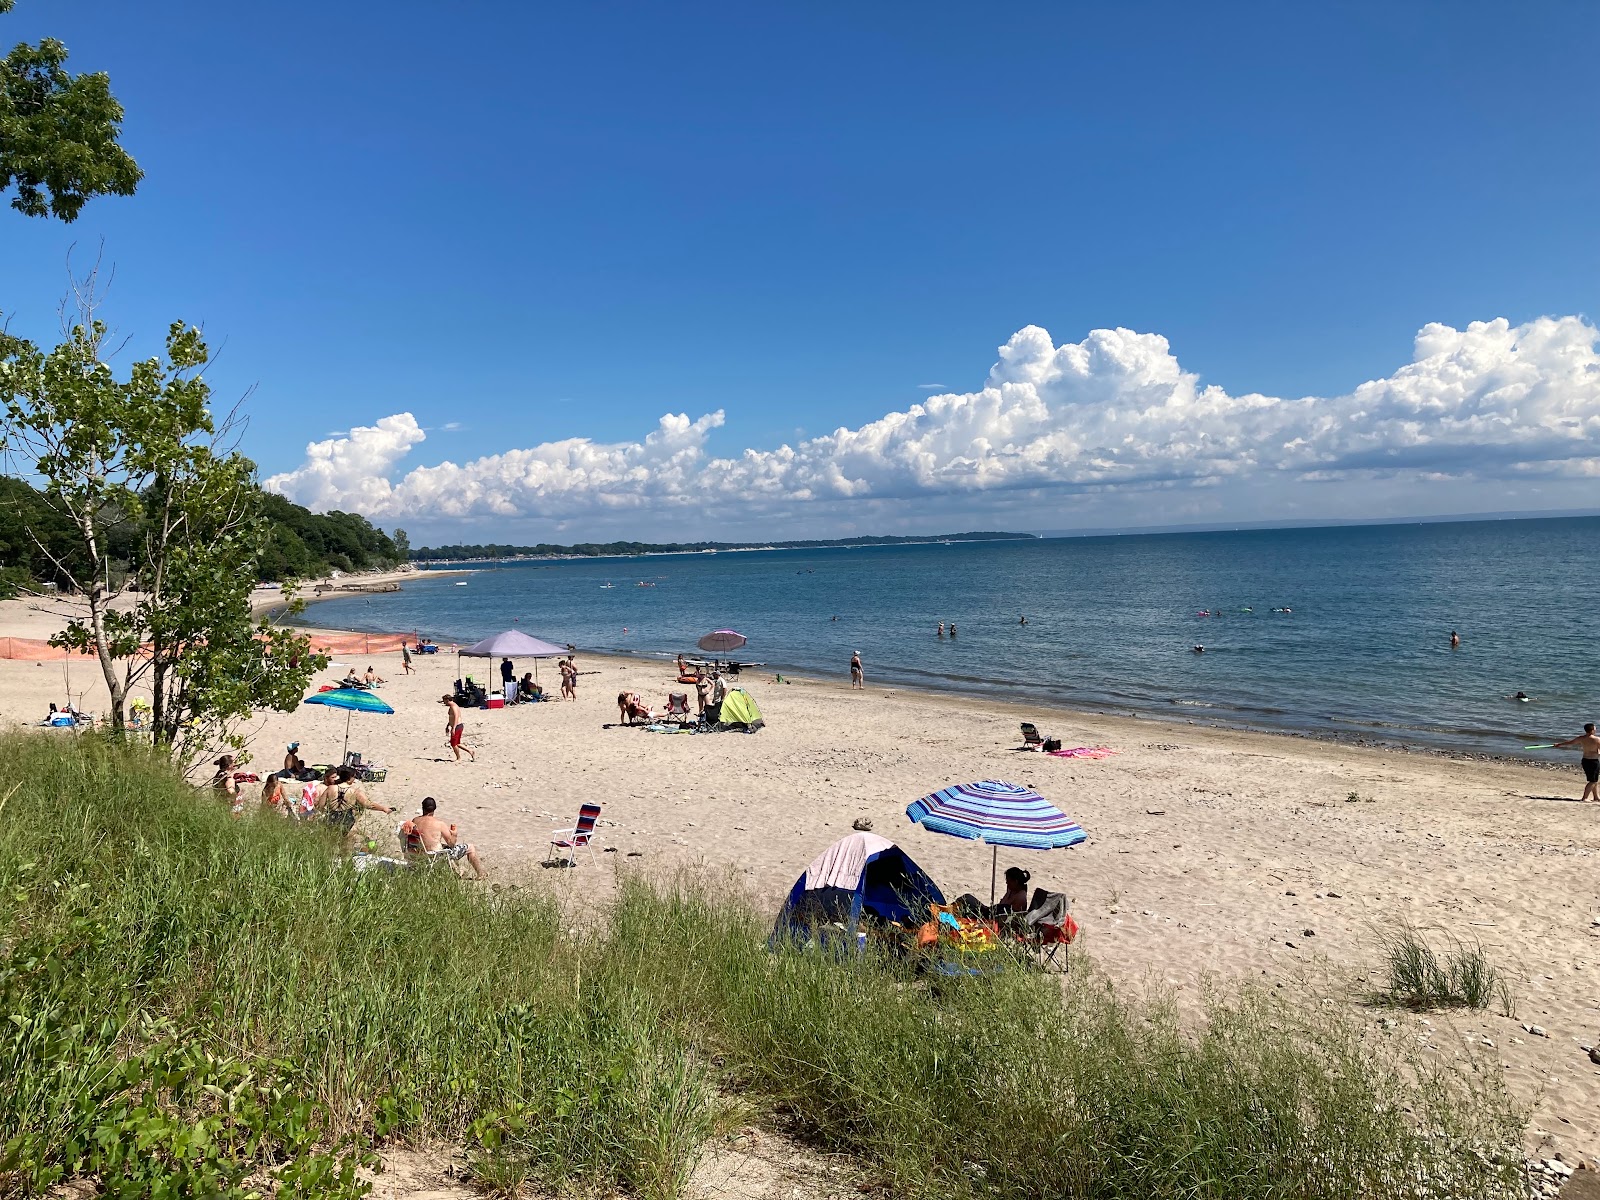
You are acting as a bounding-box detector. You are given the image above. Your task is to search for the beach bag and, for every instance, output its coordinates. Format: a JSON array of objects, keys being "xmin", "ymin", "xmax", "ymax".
[{"xmin": 1042, "ymin": 737, "xmax": 1062, "ymax": 752}]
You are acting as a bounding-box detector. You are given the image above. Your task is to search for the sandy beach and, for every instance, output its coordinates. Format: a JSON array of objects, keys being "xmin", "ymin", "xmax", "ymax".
[{"xmin": 2, "ymin": 596, "xmax": 1597, "ymax": 1171}]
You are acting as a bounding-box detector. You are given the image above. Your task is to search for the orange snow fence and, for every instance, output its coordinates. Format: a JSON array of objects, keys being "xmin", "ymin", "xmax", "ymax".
[
  {"xmin": 0, "ymin": 638, "xmax": 99, "ymax": 661},
  {"xmin": 302, "ymin": 632, "xmax": 414, "ymax": 656}
]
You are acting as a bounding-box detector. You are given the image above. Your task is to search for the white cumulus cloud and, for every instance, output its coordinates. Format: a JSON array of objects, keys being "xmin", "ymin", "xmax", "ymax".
[{"xmin": 264, "ymin": 316, "xmax": 1600, "ymax": 529}]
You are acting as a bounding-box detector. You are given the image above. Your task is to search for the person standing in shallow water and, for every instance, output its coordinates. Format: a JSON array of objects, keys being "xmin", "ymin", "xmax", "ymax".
[
  {"xmin": 849, "ymin": 651, "xmax": 864, "ymax": 689},
  {"xmin": 937, "ymin": 622, "xmax": 944, "ymax": 637},
  {"xmin": 1450, "ymin": 630, "xmax": 1461, "ymax": 648}
]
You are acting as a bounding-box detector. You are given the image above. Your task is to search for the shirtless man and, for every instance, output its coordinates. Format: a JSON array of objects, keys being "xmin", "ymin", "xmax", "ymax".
[
  {"xmin": 1553, "ymin": 722, "xmax": 1600, "ymax": 802},
  {"xmin": 409, "ymin": 796, "xmax": 488, "ymax": 879},
  {"xmin": 440, "ymin": 695, "xmax": 476, "ymax": 762}
]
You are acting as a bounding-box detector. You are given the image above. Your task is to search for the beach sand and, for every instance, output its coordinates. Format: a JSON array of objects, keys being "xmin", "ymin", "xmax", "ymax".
[{"xmin": 3, "ymin": 595, "xmax": 1597, "ymax": 1173}]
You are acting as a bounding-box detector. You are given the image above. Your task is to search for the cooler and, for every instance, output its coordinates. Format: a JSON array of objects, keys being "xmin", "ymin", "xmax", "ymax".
[{"xmin": 485, "ymin": 696, "xmax": 505, "ymax": 709}]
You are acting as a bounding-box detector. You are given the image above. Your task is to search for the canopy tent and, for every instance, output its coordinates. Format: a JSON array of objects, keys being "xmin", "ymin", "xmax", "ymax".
[
  {"xmin": 460, "ymin": 630, "xmax": 567, "ymax": 658},
  {"xmin": 458, "ymin": 629, "xmax": 568, "ymax": 690},
  {"xmin": 772, "ymin": 832, "xmax": 944, "ymax": 945}
]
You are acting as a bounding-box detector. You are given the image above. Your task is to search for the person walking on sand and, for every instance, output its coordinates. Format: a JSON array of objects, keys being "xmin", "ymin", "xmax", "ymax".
[
  {"xmin": 850, "ymin": 651, "xmax": 864, "ymax": 689},
  {"xmin": 1553, "ymin": 722, "xmax": 1600, "ymax": 802},
  {"xmin": 440, "ymin": 695, "xmax": 476, "ymax": 762},
  {"xmin": 401, "ymin": 643, "xmax": 414, "ymax": 675}
]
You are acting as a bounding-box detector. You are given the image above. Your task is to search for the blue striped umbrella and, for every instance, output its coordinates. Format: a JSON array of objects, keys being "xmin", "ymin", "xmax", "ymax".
[
  {"xmin": 303, "ymin": 688, "xmax": 395, "ymax": 757},
  {"xmin": 907, "ymin": 779, "xmax": 1086, "ymax": 903}
]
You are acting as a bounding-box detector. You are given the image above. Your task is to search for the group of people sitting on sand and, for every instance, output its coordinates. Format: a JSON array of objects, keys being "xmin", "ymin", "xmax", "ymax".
[
  {"xmin": 619, "ymin": 660, "xmax": 729, "ymax": 727},
  {"xmin": 339, "ymin": 665, "xmax": 386, "ymax": 690},
  {"xmin": 206, "ymin": 746, "xmax": 487, "ymax": 879}
]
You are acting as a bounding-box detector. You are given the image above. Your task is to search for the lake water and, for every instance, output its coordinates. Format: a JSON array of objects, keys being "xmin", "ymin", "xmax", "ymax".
[{"xmin": 307, "ymin": 517, "xmax": 1598, "ymax": 755}]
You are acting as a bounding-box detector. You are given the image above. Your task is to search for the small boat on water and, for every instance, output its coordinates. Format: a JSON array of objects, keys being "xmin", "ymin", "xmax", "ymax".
[
  {"xmin": 454, "ymin": 581, "xmax": 468, "ymax": 587},
  {"xmin": 636, "ymin": 581, "xmax": 656, "ymax": 588},
  {"xmin": 600, "ymin": 582, "xmax": 615, "ymax": 589}
]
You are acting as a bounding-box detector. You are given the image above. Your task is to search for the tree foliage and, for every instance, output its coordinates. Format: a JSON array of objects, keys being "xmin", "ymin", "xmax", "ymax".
[
  {"xmin": 0, "ymin": 2, "xmax": 142, "ymax": 221},
  {"xmin": 0, "ymin": 306, "xmax": 323, "ymax": 761}
]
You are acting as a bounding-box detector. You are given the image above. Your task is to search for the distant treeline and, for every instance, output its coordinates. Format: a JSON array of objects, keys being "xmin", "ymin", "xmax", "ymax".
[
  {"xmin": 414, "ymin": 532, "xmax": 1035, "ymax": 561},
  {"xmin": 0, "ymin": 477, "xmax": 401, "ymax": 596}
]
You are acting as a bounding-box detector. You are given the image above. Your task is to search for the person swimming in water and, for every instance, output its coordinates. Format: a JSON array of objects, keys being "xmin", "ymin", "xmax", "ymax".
[
  {"xmin": 1019, "ymin": 615, "xmax": 1027, "ymax": 626},
  {"xmin": 1192, "ymin": 645, "xmax": 1205, "ymax": 654},
  {"xmin": 1508, "ymin": 691, "xmax": 1533, "ymax": 703}
]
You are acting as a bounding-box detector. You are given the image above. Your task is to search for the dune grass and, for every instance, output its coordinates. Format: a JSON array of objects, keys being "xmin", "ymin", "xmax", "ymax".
[
  {"xmin": 1379, "ymin": 923, "xmax": 1517, "ymax": 1015},
  {"xmin": 0, "ymin": 735, "xmax": 1527, "ymax": 1198}
]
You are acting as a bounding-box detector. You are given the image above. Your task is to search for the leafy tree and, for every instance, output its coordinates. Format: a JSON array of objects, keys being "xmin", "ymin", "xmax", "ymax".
[
  {"xmin": 391, "ymin": 527, "xmax": 410, "ymax": 561},
  {"xmin": 0, "ymin": 1, "xmax": 141, "ymax": 221},
  {"xmin": 0, "ymin": 302, "xmax": 323, "ymax": 762}
]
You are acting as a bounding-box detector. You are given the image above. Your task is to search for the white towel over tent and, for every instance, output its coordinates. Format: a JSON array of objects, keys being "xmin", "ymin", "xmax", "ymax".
[{"xmin": 803, "ymin": 831, "xmax": 896, "ymax": 892}]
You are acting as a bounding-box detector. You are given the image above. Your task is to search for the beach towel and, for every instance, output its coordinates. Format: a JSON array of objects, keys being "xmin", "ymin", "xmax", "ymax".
[
  {"xmin": 1049, "ymin": 746, "xmax": 1117, "ymax": 760},
  {"xmin": 1024, "ymin": 888, "xmax": 1072, "ymax": 930},
  {"xmin": 803, "ymin": 831, "xmax": 895, "ymax": 892}
]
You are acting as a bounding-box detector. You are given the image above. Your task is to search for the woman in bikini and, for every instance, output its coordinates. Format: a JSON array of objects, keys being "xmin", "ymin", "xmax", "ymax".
[
  {"xmin": 319, "ymin": 766, "xmax": 394, "ymax": 846},
  {"xmin": 211, "ymin": 755, "xmax": 244, "ymax": 817}
]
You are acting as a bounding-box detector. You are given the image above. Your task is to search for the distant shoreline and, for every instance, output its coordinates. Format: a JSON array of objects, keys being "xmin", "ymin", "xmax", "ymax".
[{"xmin": 410, "ymin": 533, "xmax": 1037, "ymax": 567}]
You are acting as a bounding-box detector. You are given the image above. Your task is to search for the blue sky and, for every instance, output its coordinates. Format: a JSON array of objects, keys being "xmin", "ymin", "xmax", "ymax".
[{"xmin": 4, "ymin": 1, "xmax": 1598, "ymax": 542}]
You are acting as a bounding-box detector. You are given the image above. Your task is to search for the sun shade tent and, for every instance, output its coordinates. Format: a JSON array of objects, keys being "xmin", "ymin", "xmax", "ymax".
[
  {"xmin": 458, "ymin": 629, "xmax": 568, "ymax": 687},
  {"xmin": 716, "ymin": 687, "xmax": 763, "ymax": 730},
  {"xmin": 772, "ymin": 832, "xmax": 944, "ymax": 945}
]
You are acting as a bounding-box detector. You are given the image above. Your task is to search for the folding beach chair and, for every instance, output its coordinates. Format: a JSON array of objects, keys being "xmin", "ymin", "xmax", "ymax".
[
  {"xmin": 1020, "ymin": 722, "xmax": 1046, "ymax": 750},
  {"xmin": 397, "ymin": 821, "xmax": 456, "ymax": 871},
  {"xmin": 547, "ymin": 803, "xmax": 601, "ymax": 867},
  {"xmin": 665, "ymin": 692, "xmax": 692, "ymax": 725},
  {"xmin": 1012, "ymin": 889, "xmax": 1078, "ymax": 973}
]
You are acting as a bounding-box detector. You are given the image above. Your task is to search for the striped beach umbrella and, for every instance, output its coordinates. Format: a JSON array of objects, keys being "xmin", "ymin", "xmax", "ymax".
[
  {"xmin": 303, "ymin": 687, "xmax": 395, "ymax": 757},
  {"xmin": 906, "ymin": 779, "xmax": 1086, "ymax": 903}
]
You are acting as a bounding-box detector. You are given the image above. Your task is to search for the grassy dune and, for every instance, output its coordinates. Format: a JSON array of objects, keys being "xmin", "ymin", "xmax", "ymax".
[{"xmin": 0, "ymin": 736, "xmax": 1525, "ymax": 1198}]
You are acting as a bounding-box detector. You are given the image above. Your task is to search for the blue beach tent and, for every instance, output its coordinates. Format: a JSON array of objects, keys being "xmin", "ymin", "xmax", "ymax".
[{"xmin": 772, "ymin": 832, "xmax": 944, "ymax": 942}]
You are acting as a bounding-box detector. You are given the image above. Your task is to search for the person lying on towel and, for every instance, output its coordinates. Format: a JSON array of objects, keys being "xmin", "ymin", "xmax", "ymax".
[{"xmin": 617, "ymin": 691, "xmax": 655, "ymax": 724}]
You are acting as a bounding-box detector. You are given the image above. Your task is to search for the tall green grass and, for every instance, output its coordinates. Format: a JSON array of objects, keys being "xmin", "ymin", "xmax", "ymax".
[
  {"xmin": 0, "ymin": 736, "xmax": 1527, "ymax": 1198},
  {"xmin": 1379, "ymin": 923, "xmax": 1517, "ymax": 1015},
  {"xmin": 0, "ymin": 735, "xmax": 716, "ymax": 1198}
]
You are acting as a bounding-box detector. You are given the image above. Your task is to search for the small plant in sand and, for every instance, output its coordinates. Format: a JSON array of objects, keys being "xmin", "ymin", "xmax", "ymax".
[{"xmin": 1379, "ymin": 923, "xmax": 1516, "ymax": 1015}]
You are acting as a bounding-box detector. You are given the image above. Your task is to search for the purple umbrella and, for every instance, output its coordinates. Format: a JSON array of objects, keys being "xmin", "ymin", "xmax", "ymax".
[{"xmin": 697, "ymin": 629, "xmax": 748, "ymax": 654}]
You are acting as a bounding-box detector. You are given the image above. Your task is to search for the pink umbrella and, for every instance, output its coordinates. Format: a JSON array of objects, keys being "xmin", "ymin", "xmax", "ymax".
[{"xmin": 697, "ymin": 629, "xmax": 748, "ymax": 654}]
